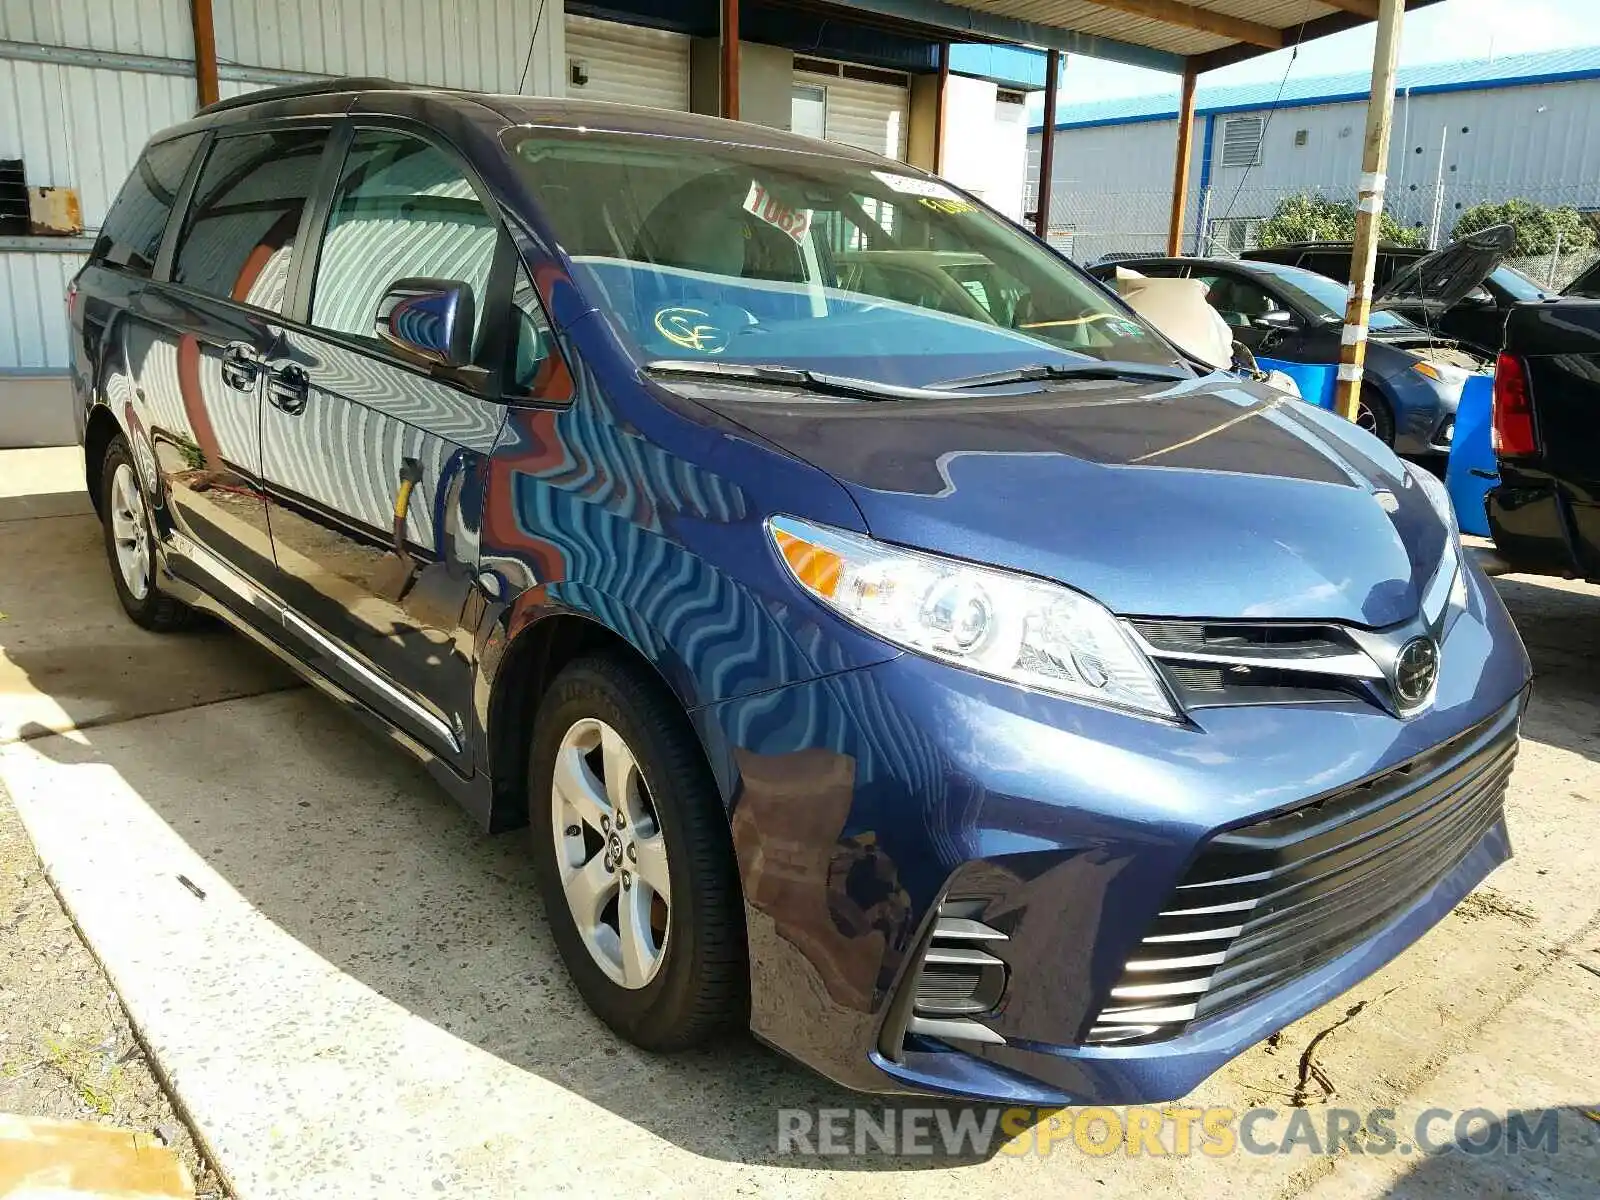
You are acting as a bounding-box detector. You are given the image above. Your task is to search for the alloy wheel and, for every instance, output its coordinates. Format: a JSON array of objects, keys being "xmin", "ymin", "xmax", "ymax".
[
  {"xmin": 550, "ymin": 717, "xmax": 671, "ymax": 989},
  {"xmin": 109, "ymin": 462, "xmax": 151, "ymax": 601},
  {"xmin": 1355, "ymin": 400, "xmax": 1379, "ymax": 436}
]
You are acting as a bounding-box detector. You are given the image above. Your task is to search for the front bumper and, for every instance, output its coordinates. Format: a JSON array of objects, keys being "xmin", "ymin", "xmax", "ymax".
[{"xmin": 695, "ymin": 564, "xmax": 1531, "ymax": 1105}]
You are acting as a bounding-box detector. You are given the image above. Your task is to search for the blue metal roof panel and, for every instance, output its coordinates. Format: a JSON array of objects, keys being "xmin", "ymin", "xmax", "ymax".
[
  {"xmin": 949, "ymin": 42, "xmax": 1056, "ymax": 90},
  {"xmin": 1031, "ymin": 46, "xmax": 1600, "ymax": 132}
]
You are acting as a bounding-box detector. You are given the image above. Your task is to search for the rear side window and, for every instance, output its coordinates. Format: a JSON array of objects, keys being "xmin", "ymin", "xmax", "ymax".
[
  {"xmin": 172, "ymin": 128, "xmax": 329, "ymax": 312},
  {"xmin": 92, "ymin": 134, "xmax": 203, "ymax": 277},
  {"xmin": 309, "ymin": 129, "xmax": 499, "ymax": 350}
]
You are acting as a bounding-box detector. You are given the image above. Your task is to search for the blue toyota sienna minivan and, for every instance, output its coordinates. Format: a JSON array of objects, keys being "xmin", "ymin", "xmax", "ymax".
[{"xmin": 69, "ymin": 80, "xmax": 1531, "ymax": 1105}]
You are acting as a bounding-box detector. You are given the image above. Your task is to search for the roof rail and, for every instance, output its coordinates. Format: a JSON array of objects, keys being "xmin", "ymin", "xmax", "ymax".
[{"xmin": 198, "ymin": 76, "xmax": 419, "ymax": 116}]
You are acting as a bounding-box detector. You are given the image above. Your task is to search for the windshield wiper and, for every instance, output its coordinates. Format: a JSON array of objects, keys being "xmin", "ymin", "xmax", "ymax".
[
  {"xmin": 935, "ymin": 361, "xmax": 1190, "ymax": 390},
  {"xmin": 645, "ymin": 359, "xmax": 936, "ymax": 402}
]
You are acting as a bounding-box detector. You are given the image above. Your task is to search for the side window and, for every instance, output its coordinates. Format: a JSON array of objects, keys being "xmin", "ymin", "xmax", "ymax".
[
  {"xmin": 92, "ymin": 134, "xmax": 204, "ymax": 278},
  {"xmin": 310, "ymin": 129, "xmax": 498, "ymax": 352},
  {"xmin": 1195, "ymin": 273, "xmax": 1277, "ymax": 327},
  {"xmin": 172, "ymin": 129, "xmax": 329, "ymax": 312},
  {"xmin": 507, "ymin": 265, "xmax": 563, "ymax": 397}
]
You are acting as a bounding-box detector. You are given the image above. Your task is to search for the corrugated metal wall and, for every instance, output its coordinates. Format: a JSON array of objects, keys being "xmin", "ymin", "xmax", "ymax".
[
  {"xmin": 565, "ymin": 13, "xmax": 689, "ymax": 111},
  {"xmin": 0, "ymin": 251, "xmax": 83, "ymax": 369},
  {"xmin": 1031, "ymin": 75, "xmax": 1600, "ymax": 260},
  {"xmin": 214, "ymin": 0, "xmax": 564, "ymax": 93},
  {"xmin": 0, "ymin": 0, "xmax": 565, "ymax": 374},
  {"xmin": 796, "ymin": 69, "xmax": 910, "ymax": 160}
]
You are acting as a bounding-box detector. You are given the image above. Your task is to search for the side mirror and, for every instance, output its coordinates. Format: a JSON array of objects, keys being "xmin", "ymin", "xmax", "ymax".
[
  {"xmin": 374, "ymin": 278, "xmax": 475, "ymax": 369},
  {"xmin": 1252, "ymin": 310, "xmax": 1301, "ymax": 331}
]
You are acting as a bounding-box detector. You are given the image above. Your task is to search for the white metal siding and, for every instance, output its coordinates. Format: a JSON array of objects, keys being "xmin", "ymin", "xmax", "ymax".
[
  {"xmin": 0, "ymin": 58, "xmax": 194, "ymax": 227},
  {"xmin": 213, "ymin": 0, "xmax": 564, "ymax": 93},
  {"xmin": 564, "ymin": 14, "xmax": 689, "ymax": 111},
  {"xmin": 0, "ymin": 0, "xmax": 192, "ymax": 58},
  {"xmin": 0, "ymin": 252, "xmax": 84, "ymax": 369},
  {"xmin": 2, "ymin": 0, "xmax": 568, "ymax": 376},
  {"xmin": 796, "ymin": 70, "xmax": 909, "ymax": 161}
]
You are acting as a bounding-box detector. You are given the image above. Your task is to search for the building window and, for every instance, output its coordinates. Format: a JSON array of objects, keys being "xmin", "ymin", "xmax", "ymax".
[
  {"xmin": 1221, "ymin": 116, "xmax": 1265, "ymax": 168},
  {"xmin": 791, "ymin": 84, "xmax": 826, "ymax": 140}
]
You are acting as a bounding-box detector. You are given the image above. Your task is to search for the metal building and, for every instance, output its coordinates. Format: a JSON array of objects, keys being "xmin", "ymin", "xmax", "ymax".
[{"xmin": 1027, "ymin": 47, "xmax": 1600, "ymax": 264}]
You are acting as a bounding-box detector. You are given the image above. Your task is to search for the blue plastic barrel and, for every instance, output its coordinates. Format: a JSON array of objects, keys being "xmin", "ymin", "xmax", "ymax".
[
  {"xmin": 1257, "ymin": 358, "xmax": 1336, "ymax": 410},
  {"xmin": 1445, "ymin": 374, "xmax": 1495, "ymax": 537}
]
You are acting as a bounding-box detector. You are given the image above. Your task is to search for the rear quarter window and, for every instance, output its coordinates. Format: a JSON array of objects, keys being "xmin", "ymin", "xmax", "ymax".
[{"xmin": 91, "ymin": 134, "xmax": 204, "ymax": 278}]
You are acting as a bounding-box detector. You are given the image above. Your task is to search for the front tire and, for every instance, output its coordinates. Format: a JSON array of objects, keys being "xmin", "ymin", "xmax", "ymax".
[
  {"xmin": 99, "ymin": 436, "xmax": 193, "ymax": 632},
  {"xmin": 1355, "ymin": 386, "xmax": 1396, "ymax": 447},
  {"xmin": 527, "ymin": 652, "xmax": 746, "ymax": 1051}
]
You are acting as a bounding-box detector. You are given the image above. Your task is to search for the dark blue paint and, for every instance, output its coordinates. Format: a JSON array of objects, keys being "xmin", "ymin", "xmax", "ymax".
[{"xmin": 70, "ymin": 85, "xmax": 1534, "ymax": 1108}]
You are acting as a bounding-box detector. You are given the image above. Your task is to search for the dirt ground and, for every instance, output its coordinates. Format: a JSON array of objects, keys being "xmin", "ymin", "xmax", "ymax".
[{"xmin": 0, "ymin": 786, "xmax": 228, "ymax": 1196}]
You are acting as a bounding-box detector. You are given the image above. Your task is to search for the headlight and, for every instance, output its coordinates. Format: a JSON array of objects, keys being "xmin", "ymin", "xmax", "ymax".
[
  {"xmin": 768, "ymin": 516, "xmax": 1177, "ymax": 719},
  {"xmin": 1412, "ymin": 360, "xmax": 1470, "ymax": 388}
]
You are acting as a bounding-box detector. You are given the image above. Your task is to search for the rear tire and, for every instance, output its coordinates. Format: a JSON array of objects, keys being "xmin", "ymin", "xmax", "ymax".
[
  {"xmin": 527, "ymin": 652, "xmax": 746, "ymax": 1051},
  {"xmin": 99, "ymin": 436, "xmax": 194, "ymax": 632},
  {"xmin": 1355, "ymin": 386, "xmax": 1396, "ymax": 447}
]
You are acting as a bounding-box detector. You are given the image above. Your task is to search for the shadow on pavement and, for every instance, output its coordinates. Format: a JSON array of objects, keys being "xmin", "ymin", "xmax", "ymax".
[
  {"xmin": 1491, "ymin": 574, "xmax": 1600, "ymax": 766},
  {"xmin": 15, "ymin": 708, "xmax": 1002, "ymax": 1171},
  {"xmin": 1381, "ymin": 1105, "xmax": 1600, "ymax": 1197}
]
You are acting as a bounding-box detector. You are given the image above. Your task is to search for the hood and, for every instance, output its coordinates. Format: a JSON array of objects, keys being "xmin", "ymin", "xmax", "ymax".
[
  {"xmin": 696, "ymin": 374, "xmax": 1448, "ymax": 627},
  {"xmin": 1374, "ymin": 224, "xmax": 1514, "ymax": 313}
]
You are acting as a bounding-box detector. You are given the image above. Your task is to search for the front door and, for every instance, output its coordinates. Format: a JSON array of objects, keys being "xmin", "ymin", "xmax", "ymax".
[
  {"xmin": 260, "ymin": 126, "xmax": 514, "ymax": 769},
  {"xmin": 134, "ymin": 126, "xmax": 330, "ymax": 626}
]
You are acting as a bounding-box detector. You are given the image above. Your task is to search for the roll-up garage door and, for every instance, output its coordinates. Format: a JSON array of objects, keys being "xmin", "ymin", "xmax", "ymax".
[
  {"xmin": 564, "ymin": 14, "xmax": 690, "ymax": 111},
  {"xmin": 794, "ymin": 62, "xmax": 910, "ymax": 160}
]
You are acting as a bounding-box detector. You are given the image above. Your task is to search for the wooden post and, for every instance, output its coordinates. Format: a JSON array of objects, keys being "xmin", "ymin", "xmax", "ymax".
[
  {"xmin": 933, "ymin": 42, "xmax": 950, "ymax": 174},
  {"xmin": 189, "ymin": 0, "xmax": 219, "ymax": 109},
  {"xmin": 720, "ymin": 0, "xmax": 740, "ymax": 121},
  {"xmin": 1166, "ymin": 62, "xmax": 1199, "ymax": 256},
  {"xmin": 1034, "ymin": 49, "xmax": 1060, "ymax": 240},
  {"xmin": 1335, "ymin": 0, "xmax": 1406, "ymax": 423}
]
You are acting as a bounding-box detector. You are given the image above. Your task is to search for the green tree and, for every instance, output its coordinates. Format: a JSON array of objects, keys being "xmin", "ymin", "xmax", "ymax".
[
  {"xmin": 1258, "ymin": 192, "xmax": 1423, "ymax": 249},
  {"xmin": 1452, "ymin": 198, "xmax": 1594, "ymax": 256}
]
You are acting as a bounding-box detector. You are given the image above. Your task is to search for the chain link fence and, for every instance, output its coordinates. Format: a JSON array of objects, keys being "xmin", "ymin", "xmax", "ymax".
[{"xmin": 1024, "ymin": 177, "xmax": 1600, "ymax": 288}]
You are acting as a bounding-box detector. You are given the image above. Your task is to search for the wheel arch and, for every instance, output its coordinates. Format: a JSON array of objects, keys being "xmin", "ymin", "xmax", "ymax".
[
  {"xmin": 83, "ymin": 404, "xmax": 124, "ymax": 518},
  {"xmin": 479, "ymin": 600, "xmax": 732, "ymax": 835}
]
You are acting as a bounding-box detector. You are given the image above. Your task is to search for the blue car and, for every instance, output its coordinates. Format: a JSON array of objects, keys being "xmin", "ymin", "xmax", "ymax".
[
  {"xmin": 1092, "ymin": 256, "xmax": 1493, "ymax": 455},
  {"xmin": 71, "ymin": 81, "xmax": 1530, "ymax": 1106}
]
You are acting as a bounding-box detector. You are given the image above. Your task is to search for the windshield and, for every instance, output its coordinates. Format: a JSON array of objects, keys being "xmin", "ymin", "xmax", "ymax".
[
  {"xmin": 1489, "ymin": 265, "xmax": 1547, "ymax": 302},
  {"xmin": 506, "ymin": 129, "xmax": 1183, "ymax": 388},
  {"xmin": 1242, "ymin": 261, "xmax": 1422, "ymax": 333}
]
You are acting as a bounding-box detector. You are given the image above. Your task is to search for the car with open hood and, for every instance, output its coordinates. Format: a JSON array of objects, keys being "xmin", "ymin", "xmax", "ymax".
[
  {"xmin": 69, "ymin": 79, "xmax": 1531, "ymax": 1107},
  {"xmin": 1244, "ymin": 225, "xmax": 1533, "ymax": 358},
  {"xmin": 1092, "ymin": 253, "xmax": 1495, "ymax": 454}
]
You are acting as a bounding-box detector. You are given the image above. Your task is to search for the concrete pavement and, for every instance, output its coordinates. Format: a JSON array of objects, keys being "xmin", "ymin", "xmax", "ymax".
[{"xmin": 1, "ymin": 451, "xmax": 1597, "ymax": 1198}]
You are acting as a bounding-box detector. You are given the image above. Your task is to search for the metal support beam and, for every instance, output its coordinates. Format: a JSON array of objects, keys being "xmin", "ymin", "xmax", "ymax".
[
  {"xmin": 1166, "ymin": 62, "xmax": 1199, "ymax": 257},
  {"xmin": 1320, "ymin": 0, "xmax": 1380, "ymax": 15},
  {"xmin": 1077, "ymin": 0, "xmax": 1282, "ymax": 48},
  {"xmin": 1335, "ymin": 0, "xmax": 1405, "ymax": 424},
  {"xmin": 720, "ymin": 0, "xmax": 740, "ymax": 120},
  {"xmin": 934, "ymin": 42, "xmax": 950, "ymax": 174},
  {"xmin": 1033, "ymin": 48, "xmax": 1060, "ymax": 240},
  {"xmin": 189, "ymin": 0, "xmax": 219, "ymax": 108}
]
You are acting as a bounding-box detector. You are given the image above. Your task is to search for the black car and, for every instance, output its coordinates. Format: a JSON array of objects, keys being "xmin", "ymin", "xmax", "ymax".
[
  {"xmin": 1563, "ymin": 258, "xmax": 1600, "ymax": 299},
  {"xmin": 1486, "ymin": 298, "xmax": 1600, "ymax": 581},
  {"xmin": 1091, "ymin": 255, "xmax": 1488, "ymax": 453},
  {"xmin": 1245, "ymin": 228, "xmax": 1540, "ymax": 357}
]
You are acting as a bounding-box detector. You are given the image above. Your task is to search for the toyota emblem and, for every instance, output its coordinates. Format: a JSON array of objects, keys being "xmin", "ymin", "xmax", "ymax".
[{"xmin": 1394, "ymin": 637, "xmax": 1440, "ymax": 708}]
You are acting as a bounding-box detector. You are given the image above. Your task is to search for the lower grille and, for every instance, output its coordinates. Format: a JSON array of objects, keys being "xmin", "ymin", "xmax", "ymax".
[
  {"xmin": 882, "ymin": 901, "xmax": 1010, "ymax": 1056},
  {"xmin": 1087, "ymin": 707, "xmax": 1518, "ymax": 1046}
]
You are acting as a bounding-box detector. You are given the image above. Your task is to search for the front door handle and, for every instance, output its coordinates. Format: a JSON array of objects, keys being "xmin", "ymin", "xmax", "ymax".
[
  {"xmin": 220, "ymin": 342, "xmax": 261, "ymax": 392},
  {"xmin": 267, "ymin": 364, "xmax": 309, "ymax": 416}
]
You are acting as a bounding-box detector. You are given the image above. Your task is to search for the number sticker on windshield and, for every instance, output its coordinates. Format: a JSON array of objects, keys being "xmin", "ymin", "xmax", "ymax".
[
  {"xmin": 871, "ymin": 170, "xmax": 961, "ymax": 201},
  {"xmin": 918, "ymin": 196, "xmax": 974, "ymax": 216},
  {"xmin": 743, "ymin": 182, "xmax": 812, "ymax": 244}
]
